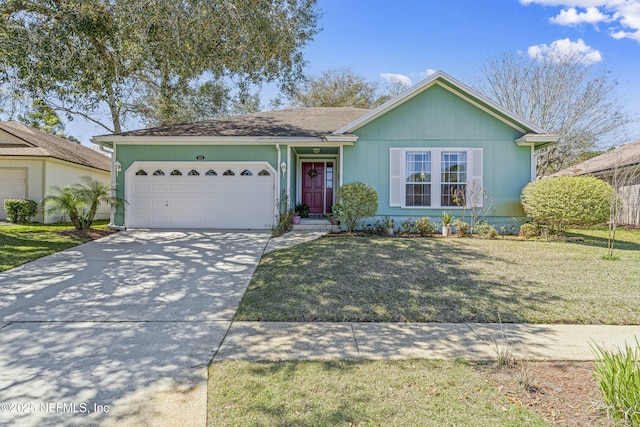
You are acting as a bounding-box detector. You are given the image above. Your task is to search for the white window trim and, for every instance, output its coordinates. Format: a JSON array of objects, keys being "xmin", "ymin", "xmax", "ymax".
[{"xmin": 390, "ymin": 147, "xmax": 483, "ymax": 209}]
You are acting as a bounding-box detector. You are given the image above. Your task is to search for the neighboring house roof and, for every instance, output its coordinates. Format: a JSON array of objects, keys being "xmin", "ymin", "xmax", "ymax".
[
  {"xmin": 0, "ymin": 121, "xmax": 110, "ymax": 171},
  {"xmin": 111, "ymin": 107, "xmax": 370, "ymax": 138},
  {"xmin": 555, "ymin": 139, "xmax": 640, "ymax": 176}
]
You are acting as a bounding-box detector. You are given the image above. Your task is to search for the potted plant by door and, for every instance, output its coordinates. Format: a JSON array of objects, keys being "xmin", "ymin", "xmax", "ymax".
[
  {"xmin": 295, "ymin": 203, "xmax": 309, "ymax": 218},
  {"xmin": 292, "ymin": 209, "xmax": 301, "ymax": 225},
  {"xmin": 382, "ymin": 216, "xmax": 395, "ymax": 237},
  {"xmin": 439, "ymin": 211, "xmax": 454, "ymax": 237}
]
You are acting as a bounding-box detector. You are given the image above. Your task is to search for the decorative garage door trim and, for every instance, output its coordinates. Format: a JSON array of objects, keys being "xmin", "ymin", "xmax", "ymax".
[{"xmin": 125, "ymin": 161, "xmax": 277, "ymax": 229}]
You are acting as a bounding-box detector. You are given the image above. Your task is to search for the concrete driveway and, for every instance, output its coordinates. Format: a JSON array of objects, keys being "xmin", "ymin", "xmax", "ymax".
[{"xmin": 0, "ymin": 230, "xmax": 270, "ymax": 426}]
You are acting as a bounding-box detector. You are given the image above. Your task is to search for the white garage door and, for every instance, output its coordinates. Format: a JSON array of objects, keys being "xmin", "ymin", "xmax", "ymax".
[
  {"xmin": 0, "ymin": 169, "xmax": 27, "ymax": 220},
  {"xmin": 126, "ymin": 162, "xmax": 276, "ymax": 229}
]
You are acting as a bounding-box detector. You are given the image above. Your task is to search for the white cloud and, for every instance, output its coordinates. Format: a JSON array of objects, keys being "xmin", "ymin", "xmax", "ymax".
[
  {"xmin": 550, "ymin": 6, "xmax": 612, "ymax": 25},
  {"xmin": 521, "ymin": 1, "xmax": 640, "ymax": 42},
  {"xmin": 528, "ymin": 38, "xmax": 602, "ymax": 63},
  {"xmin": 419, "ymin": 69, "xmax": 437, "ymax": 77},
  {"xmin": 380, "ymin": 73, "xmax": 412, "ymax": 86}
]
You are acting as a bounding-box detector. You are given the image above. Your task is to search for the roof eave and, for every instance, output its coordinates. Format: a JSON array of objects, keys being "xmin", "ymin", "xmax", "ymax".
[
  {"xmin": 92, "ymin": 134, "xmax": 359, "ymax": 146},
  {"xmin": 515, "ymin": 134, "xmax": 563, "ymax": 149}
]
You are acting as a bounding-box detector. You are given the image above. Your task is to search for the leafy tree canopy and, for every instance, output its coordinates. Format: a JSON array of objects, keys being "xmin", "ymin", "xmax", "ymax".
[
  {"xmin": 17, "ymin": 100, "xmax": 80, "ymax": 142},
  {"xmin": 0, "ymin": 0, "xmax": 320, "ymax": 133},
  {"xmin": 290, "ymin": 68, "xmax": 409, "ymax": 109}
]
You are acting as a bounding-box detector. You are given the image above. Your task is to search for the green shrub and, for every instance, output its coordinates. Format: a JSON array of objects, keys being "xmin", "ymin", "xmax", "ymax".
[
  {"xmin": 415, "ymin": 216, "xmax": 436, "ymax": 236},
  {"xmin": 591, "ymin": 338, "xmax": 640, "ymax": 425},
  {"xmin": 486, "ymin": 226, "xmax": 499, "ymax": 239},
  {"xmin": 452, "ymin": 220, "xmax": 470, "ymax": 237},
  {"xmin": 333, "ymin": 182, "xmax": 378, "ymax": 232},
  {"xmin": 472, "ymin": 221, "xmax": 498, "ymax": 238},
  {"xmin": 473, "ymin": 221, "xmax": 490, "ymax": 235},
  {"xmin": 521, "ymin": 176, "xmax": 613, "ymax": 235},
  {"xmin": 3, "ymin": 199, "xmax": 38, "ymax": 223},
  {"xmin": 519, "ymin": 223, "xmax": 540, "ymax": 239},
  {"xmin": 399, "ymin": 219, "xmax": 417, "ymax": 234}
]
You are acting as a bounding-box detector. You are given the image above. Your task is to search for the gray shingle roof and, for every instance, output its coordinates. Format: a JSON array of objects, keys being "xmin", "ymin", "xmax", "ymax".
[
  {"xmin": 112, "ymin": 107, "xmax": 370, "ymax": 138},
  {"xmin": 0, "ymin": 122, "xmax": 110, "ymax": 171},
  {"xmin": 556, "ymin": 139, "xmax": 640, "ymax": 176}
]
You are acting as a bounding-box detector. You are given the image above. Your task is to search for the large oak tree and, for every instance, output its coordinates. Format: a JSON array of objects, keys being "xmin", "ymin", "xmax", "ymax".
[{"xmin": 0, "ymin": 0, "xmax": 320, "ymax": 133}]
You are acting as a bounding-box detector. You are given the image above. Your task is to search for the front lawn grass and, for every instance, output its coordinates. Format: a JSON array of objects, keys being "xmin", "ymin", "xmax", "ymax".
[
  {"xmin": 0, "ymin": 221, "xmax": 109, "ymax": 272},
  {"xmin": 235, "ymin": 228, "xmax": 640, "ymax": 324},
  {"xmin": 208, "ymin": 359, "xmax": 547, "ymax": 426}
]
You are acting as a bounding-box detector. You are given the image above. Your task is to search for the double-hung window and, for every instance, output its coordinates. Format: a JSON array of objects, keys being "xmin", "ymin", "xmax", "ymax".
[
  {"xmin": 390, "ymin": 148, "xmax": 482, "ymax": 209},
  {"xmin": 405, "ymin": 151, "xmax": 431, "ymax": 206},
  {"xmin": 440, "ymin": 151, "xmax": 467, "ymax": 207}
]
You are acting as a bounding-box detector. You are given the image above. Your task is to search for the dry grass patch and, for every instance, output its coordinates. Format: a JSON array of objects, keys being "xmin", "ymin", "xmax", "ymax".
[
  {"xmin": 236, "ymin": 229, "xmax": 640, "ymax": 324},
  {"xmin": 208, "ymin": 359, "xmax": 547, "ymax": 426}
]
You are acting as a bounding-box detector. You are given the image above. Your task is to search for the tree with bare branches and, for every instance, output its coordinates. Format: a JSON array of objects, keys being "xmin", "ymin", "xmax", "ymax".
[{"xmin": 476, "ymin": 51, "xmax": 629, "ymax": 177}]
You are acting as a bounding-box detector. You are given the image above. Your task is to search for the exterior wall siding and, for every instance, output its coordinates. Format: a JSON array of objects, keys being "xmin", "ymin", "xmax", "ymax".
[{"xmin": 343, "ymin": 84, "xmax": 532, "ymax": 230}]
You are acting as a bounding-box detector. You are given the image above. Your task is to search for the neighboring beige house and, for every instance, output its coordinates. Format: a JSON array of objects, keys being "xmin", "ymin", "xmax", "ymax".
[
  {"xmin": 556, "ymin": 139, "xmax": 640, "ymax": 226},
  {"xmin": 0, "ymin": 121, "xmax": 111, "ymax": 223}
]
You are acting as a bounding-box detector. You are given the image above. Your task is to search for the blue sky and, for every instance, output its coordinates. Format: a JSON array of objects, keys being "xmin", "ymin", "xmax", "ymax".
[{"xmin": 72, "ymin": 0, "xmax": 640, "ymax": 146}]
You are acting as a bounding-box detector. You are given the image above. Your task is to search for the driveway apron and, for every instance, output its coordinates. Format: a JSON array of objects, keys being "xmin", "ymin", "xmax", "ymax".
[{"xmin": 0, "ymin": 230, "xmax": 269, "ymax": 426}]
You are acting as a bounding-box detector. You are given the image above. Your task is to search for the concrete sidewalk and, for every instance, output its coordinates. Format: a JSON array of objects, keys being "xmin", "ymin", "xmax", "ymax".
[{"xmin": 214, "ymin": 322, "xmax": 640, "ymax": 362}]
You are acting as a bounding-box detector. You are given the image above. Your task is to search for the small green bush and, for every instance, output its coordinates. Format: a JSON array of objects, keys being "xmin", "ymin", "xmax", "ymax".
[
  {"xmin": 400, "ymin": 219, "xmax": 417, "ymax": 234},
  {"xmin": 333, "ymin": 182, "xmax": 378, "ymax": 232},
  {"xmin": 452, "ymin": 220, "xmax": 470, "ymax": 237},
  {"xmin": 591, "ymin": 338, "xmax": 640, "ymax": 425},
  {"xmin": 473, "ymin": 221, "xmax": 498, "ymax": 238},
  {"xmin": 415, "ymin": 216, "xmax": 436, "ymax": 236},
  {"xmin": 3, "ymin": 199, "xmax": 38, "ymax": 223},
  {"xmin": 521, "ymin": 176, "xmax": 613, "ymax": 235},
  {"xmin": 519, "ymin": 223, "xmax": 540, "ymax": 239}
]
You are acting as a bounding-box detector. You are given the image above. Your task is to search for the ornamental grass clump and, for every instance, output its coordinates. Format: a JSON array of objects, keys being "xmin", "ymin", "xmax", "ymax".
[{"xmin": 591, "ymin": 338, "xmax": 640, "ymax": 425}]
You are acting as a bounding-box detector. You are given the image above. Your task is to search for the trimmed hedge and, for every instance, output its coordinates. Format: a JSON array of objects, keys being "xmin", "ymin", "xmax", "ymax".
[
  {"xmin": 3, "ymin": 199, "xmax": 38, "ymax": 223},
  {"xmin": 521, "ymin": 176, "xmax": 613, "ymax": 234}
]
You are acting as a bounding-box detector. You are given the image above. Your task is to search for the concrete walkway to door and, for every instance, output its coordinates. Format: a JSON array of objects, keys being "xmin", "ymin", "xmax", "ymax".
[{"xmin": 0, "ymin": 230, "xmax": 270, "ymax": 427}]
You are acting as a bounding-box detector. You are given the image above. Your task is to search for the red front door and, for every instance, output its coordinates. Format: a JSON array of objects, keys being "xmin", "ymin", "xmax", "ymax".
[{"xmin": 302, "ymin": 162, "xmax": 325, "ymax": 214}]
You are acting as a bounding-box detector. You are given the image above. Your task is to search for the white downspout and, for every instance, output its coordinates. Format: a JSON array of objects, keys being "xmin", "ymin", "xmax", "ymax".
[
  {"xmin": 339, "ymin": 145, "xmax": 344, "ymax": 187},
  {"xmin": 276, "ymin": 143, "xmax": 282, "ymax": 214},
  {"xmin": 286, "ymin": 145, "xmax": 291, "ymax": 204}
]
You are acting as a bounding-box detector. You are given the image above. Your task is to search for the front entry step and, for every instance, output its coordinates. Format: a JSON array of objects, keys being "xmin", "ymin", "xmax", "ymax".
[{"xmin": 292, "ymin": 218, "xmax": 331, "ymax": 232}]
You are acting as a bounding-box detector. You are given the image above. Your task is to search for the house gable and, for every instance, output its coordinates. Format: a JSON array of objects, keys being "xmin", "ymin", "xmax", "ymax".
[
  {"xmin": 340, "ymin": 73, "xmax": 541, "ymax": 222},
  {"xmin": 353, "ymin": 83, "xmax": 524, "ymax": 143}
]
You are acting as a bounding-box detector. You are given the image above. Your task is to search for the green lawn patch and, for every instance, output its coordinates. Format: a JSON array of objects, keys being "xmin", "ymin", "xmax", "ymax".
[
  {"xmin": 208, "ymin": 359, "xmax": 547, "ymax": 426},
  {"xmin": 0, "ymin": 221, "xmax": 110, "ymax": 272},
  {"xmin": 235, "ymin": 229, "xmax": 640, "ymax": 324}
]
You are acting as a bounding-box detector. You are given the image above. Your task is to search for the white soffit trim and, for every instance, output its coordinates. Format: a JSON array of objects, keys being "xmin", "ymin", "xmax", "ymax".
[
  {"xmin": 92, "ymin": 135, "xmax": 358, "ymax": 147},
  {"xmin": 515, "ymin": 134, "xmax": 562, "ymax": 148},
  {"xmin": 93, "ymin": 136, "xmax": 326, "ymax": 145},
  {"xmin": 334, "ymin": 71, "xmax": 547, "ymax": 135}
]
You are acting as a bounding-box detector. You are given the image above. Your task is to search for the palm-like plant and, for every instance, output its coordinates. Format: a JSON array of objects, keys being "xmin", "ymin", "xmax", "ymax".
[
  {"xmin": 43, "ymin": 176, "xmax": 125, "ymax": 230},
  {"xmin": 43, "ymin": 185, "xmax": 85, "ymax": 230},
  {"xmin": 75, "ymin": 176, "xmax": 125, "ymax": 229}
]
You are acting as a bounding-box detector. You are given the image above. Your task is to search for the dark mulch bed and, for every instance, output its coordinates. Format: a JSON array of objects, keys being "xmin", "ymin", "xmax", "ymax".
[
  {"xmin": 55, "ymin": 228, "xmax": 119, "ymax": 240},
  {"xmin": 480, "ymin": 361, "xmax": 611, "ymax": 426}
]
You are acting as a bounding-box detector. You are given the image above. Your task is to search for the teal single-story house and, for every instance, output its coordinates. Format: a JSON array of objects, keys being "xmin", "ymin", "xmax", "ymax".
[{"xmin": 92, "ymin": 71, "xmax": 559, "ymax": 230}]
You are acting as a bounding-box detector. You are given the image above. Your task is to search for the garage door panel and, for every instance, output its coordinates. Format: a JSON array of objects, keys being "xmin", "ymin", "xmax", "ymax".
[{"xmin": 128, "ymin": 162, "xmax": 274, "ymax": 229}]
